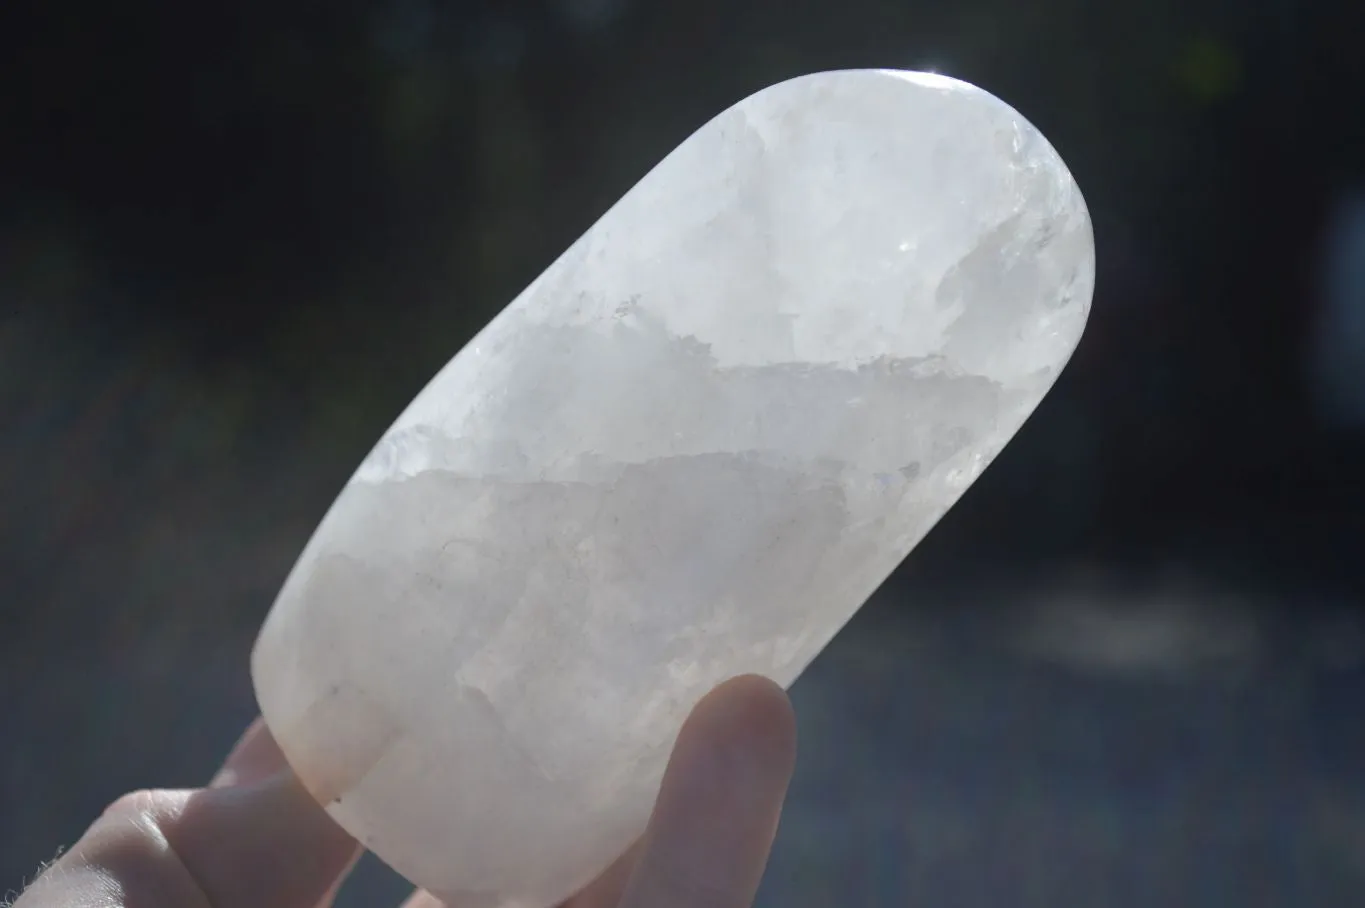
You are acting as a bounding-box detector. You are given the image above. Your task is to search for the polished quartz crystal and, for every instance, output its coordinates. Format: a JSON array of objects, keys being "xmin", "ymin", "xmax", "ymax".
[{"xmin": 252, "ymin": 69, "xmax": 1095, "ymax": 907}]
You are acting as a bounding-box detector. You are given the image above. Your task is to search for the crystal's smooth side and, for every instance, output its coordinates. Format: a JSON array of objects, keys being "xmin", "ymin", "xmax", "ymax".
[{"xmin": 252, "ymin": 69, "xmax": 1094, "ymax": 907}]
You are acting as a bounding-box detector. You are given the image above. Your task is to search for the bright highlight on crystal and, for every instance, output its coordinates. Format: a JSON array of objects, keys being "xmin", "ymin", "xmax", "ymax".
[{"xmin": 252, "ymin": 68, "xmax": 1095, "ymax": 907}]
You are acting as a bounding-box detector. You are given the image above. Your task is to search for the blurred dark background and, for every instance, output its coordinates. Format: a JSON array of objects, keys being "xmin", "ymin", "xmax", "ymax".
[{"xmin": 3, "ymin": 0, "xmax": 1365, "ymax": 905}]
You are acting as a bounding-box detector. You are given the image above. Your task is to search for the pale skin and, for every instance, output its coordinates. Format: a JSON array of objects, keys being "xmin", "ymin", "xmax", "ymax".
[{"xmin": 13, "ymin": 674, "xmax": 797, "ymax": 908}]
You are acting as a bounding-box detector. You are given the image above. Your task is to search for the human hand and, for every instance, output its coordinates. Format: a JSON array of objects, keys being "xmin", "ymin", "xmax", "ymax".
[{"xmin": 12, "ymin": 674, "xmax": 796, "ymax": 908}]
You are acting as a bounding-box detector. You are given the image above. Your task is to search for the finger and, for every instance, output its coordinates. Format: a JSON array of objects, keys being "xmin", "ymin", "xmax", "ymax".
[
  {"xmin": 397, "ymin": 892, "xmax": 444, "ymax": 908},
  {"xmin": 16, "ymin": 730, "xmax": 362, "ymax": 908},
  {"xmin": 210, "ymin": 719, "xmax": 361, "ymax": 908},
  {"xmin": 617, "ymin": 674, "xmax": 796, "ymax": 908},
  {"xmin": 211, "ymin": 717, "xmax": 283, "ymax": 788},
  {"xmin": 561, "ymin": 840, "xmax": 643, "ymax": 908}
]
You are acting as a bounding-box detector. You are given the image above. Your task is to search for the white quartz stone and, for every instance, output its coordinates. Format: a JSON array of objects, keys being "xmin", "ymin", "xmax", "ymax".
[{"xmin": 251, "ymin": 69, "xmax": 1094, "ymax": 907}]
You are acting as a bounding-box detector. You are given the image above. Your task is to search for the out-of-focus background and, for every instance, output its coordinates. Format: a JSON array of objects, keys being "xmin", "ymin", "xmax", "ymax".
[{"xmin": 3, "ymin": 0, "xmax": 1364, "ymax": 905}]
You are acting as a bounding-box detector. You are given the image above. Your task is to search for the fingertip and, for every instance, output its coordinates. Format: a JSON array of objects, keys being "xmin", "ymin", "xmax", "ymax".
[
  {"xmin": 211, "ymin": 717, "xmax": 286, "ymax": 788},
  {"xmin": 680, "ymin": 674, "xmax": 797, "ymax": 782}
]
